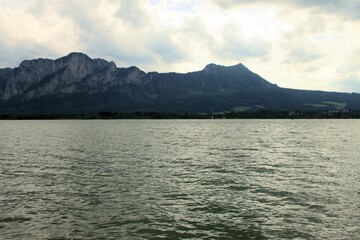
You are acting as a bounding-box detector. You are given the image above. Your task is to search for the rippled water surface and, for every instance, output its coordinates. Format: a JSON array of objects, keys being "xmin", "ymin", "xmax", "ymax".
[{"xmin": 0, "ymin": 120, "xmax": 360, "ymax": 239}]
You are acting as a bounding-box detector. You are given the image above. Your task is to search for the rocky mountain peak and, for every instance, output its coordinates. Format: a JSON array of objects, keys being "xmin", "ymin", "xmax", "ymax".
[
  {"xmin": 229, "ymin": 63, "xmax": 246, "ymax": 69},
  {"xmin": 123, "ymin": 66, "xmax": 145, "ymax": 84},
  {"xmin": 202, "ymin": 62, "xmax": 246, "ymax": 76},
  {"xmin": 19, "ymin": 58, "xmax": 52, "ymax": 69},
  {"xmin": 56, "ymin": 52, "xmax": 116, "ymax": 70},
  {"xmin": 203, "ymin": 63, "xmax": 220, "ymax": 70},
  {"xmin": 1, "ymin": 52, "xmax": 119, "ymax": 100},
  {"xmin": 65, "ymin": 52, "xmax": 90, "ymax": 59},
  {"xmin": 202, "ymin": 63, "xmax": 224, "ymax": 76}
]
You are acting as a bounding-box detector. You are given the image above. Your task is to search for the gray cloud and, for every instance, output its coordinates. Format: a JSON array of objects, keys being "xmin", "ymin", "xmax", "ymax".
[
  {"xmin": 211, "ymin": 0, "xmax": 360, "ymax": 19},
  {"xmin": 147, "ymin": 34, "xmax": 187, "ymax": 63},
  {"xmin": 48, "ymin": 1, "xmax": 158, "ymax": 66},
  {"xmin": 334, "ymin": 78, "xmax": 360, "ymax": 93},
  {"xmin": 215, "ymin": 39, "xmax": 270, "ymax": 60},
  {"xmin": 285, "ymin": 47, "xmax": 322, "ymax": 64},
  {"xmin": 0, "ymin": 41, "xmax": 58, "ymax": 68},
  {"xmin": 116, "ymin": 0, "xmax": 148, "ymax": 27},
  {"xmin": 213, "ymin": 25, "xmax": 270, "ymax": 60},
  {"xmin": 59, "ymin": 1, "xmax": 188, "ymax": 67}
]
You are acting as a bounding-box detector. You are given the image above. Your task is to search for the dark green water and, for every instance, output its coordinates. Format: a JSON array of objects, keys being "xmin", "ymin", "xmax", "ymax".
[{"xmin": 0, "ymin": 120, "xmax": 359, "ymax": 239}]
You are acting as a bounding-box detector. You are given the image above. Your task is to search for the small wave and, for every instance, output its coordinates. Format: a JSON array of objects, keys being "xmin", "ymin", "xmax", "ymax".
[{"xmin": 0, "ymin": 217, "xmax": 31, "ymax": 223}]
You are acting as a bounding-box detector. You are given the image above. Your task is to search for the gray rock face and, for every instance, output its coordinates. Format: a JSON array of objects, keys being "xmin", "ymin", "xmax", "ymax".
[
  {"xmin": 0, "ymin": 68, "xmax": 12, "ymax": 96},
  {"xmin": 1, "ymin": 52, "xmax": 118, "ymax": 100}
]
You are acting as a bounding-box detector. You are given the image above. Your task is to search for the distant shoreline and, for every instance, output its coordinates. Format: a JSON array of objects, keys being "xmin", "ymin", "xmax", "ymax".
[{"xmin": 1, "ymin": 110, "xmax": 360, "ymax": 120}]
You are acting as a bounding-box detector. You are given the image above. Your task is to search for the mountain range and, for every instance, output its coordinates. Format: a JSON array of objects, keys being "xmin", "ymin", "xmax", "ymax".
[{"xmin": 1, "ymin": 52, "xmax": 360, "ymax": 114}]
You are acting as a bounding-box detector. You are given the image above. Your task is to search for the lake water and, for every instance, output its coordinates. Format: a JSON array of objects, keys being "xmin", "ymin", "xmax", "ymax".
[{"xmin": 0, "ymin": 120, "xmax": 359, "ymax": 239}]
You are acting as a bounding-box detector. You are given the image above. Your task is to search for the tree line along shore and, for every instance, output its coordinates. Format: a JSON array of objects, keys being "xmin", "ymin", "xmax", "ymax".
[{"xmin": 1, "ymin": 109, "xmax": 360, "ymax": 120}]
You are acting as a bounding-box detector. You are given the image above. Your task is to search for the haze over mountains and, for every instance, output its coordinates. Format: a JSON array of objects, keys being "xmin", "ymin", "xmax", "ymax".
[{"xmin": 0, "ymin": 52, "xmax": 360, "ymax": 114}]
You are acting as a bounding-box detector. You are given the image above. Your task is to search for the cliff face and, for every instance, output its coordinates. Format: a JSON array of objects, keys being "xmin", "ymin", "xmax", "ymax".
[
  {"xmin": 1, "ymin": 53, "xmax": 118, "ymax": 100},
  {"xmin": 0, "ymin": 68, "xmax": 12, "ymax": 96},
  {"xmin": 1, "ymin": 52, "xmax": 359, "ymax": 114}
]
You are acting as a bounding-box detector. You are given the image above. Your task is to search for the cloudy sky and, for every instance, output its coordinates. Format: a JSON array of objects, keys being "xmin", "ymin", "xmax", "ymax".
[{"xmin": 1, "ymin": 0, "xmax": 360, "ymax": 92}]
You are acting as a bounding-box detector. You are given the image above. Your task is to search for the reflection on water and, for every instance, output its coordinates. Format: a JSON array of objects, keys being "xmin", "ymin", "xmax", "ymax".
[{"xmin": 0, "ymin": 120, "xmax": 359, "ymax": 239}]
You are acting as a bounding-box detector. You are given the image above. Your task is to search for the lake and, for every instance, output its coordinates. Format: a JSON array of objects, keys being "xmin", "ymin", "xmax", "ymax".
[{"xmin": 0, "ymin": 120, "xmax": 359, "ymax": 239}]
